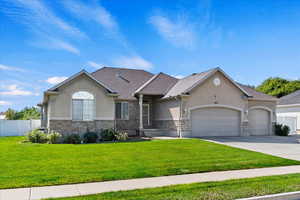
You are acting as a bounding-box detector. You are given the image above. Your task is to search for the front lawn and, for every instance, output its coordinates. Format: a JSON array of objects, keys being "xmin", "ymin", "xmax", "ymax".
[
  {"xmin": 49, "ymin": 173, "xmax": 300, "ymax": 200},
  {"xmin": 1, "ymin": 136, "xmax": 299, "ymax": 189}
]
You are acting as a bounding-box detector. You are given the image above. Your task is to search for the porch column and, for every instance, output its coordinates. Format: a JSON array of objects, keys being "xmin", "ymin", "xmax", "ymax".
[{"xmin": 139, "ymin": 94, "xmax": 143, "ymax": 134}]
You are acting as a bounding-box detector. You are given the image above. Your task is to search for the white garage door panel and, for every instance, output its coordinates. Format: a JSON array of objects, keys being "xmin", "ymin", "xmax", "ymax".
[
  {"xmin": 249, "ymin": 109, "xmax": 269, "ymax": 136},
  {"xmin": 191, "ymin": 107, "xmax": 241, "ymax": 137}
]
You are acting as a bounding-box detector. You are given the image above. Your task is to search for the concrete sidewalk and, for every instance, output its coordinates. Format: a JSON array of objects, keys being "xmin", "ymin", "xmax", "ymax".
[{"xmin": 1, "ymin": 165, "xmax": 300, "ymax": 200}]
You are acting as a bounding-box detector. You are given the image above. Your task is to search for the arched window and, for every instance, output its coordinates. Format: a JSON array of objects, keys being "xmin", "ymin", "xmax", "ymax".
[{"xmin": 72, "ymin": 91, "xmax": 94, "ymax": 121}]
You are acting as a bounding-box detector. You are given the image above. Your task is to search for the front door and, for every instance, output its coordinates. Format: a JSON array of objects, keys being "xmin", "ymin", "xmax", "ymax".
[{"xmin": 143, "ymin": 104, "xmax": 150, "ymax": 128}]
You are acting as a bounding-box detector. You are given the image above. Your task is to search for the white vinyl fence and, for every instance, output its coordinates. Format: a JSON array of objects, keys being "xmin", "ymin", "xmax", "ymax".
[
  {"xmin": 0, "ymin": 120, "xmax": 41, "ymax": 136},
  {"xmin": 277, "ymin": 116, "xmax": 297, "ymax": 134}
]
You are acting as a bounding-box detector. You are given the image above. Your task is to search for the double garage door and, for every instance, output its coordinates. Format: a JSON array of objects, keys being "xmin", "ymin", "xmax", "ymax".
[{"xmin": 191, "ymin": 107, "xmax": 270, "ymax": 137}]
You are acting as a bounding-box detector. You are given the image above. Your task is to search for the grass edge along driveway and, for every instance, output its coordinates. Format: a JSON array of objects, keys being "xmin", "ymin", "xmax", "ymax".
[
  {"xmin": 1, "ymin": 136, "xmax": 299, "ymax": 189},
  {"xmin": 48, "ymin": 173, "xmax": 300, "ymax": 200}
]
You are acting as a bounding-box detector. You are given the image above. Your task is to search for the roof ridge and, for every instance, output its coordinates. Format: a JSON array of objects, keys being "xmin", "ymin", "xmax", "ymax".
[
  {"xmin": 91, "ymin": 66, "xmax": 153, "ymax": 75},
  {"xmin": 178, "ymin": 67, "xmax": 217, "ymax": 81},
  {"xmin": 91, "ymin": 66, "xmax": 107, "ymax": 75}
]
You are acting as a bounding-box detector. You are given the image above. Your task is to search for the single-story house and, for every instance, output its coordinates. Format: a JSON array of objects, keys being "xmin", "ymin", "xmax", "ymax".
[
  {"xmin": 40, "ymin": 67, "xmax": 277, "ymax": 137},
  {"xmin": 277, "ymin": 90, "xmax": 300, "ymax": 133}
]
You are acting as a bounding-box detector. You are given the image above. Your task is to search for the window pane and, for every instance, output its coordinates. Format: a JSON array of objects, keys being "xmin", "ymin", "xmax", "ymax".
[
  {"xmin": 72, "ymin": 100, "xmax": 83, "ymax": 120},
  {"xmin": 122, "ymin": 102, "xmax": 129, "ymax": 119},
  {"xmin": 116, "ymin": 103, "xmax": 121, "ymax": 119},
  {"xmin": 83, "ymin": 100, "xmax": 94, "ymax": 121}
]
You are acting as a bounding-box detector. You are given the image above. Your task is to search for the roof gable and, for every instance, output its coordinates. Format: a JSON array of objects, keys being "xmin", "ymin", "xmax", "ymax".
[
  {"xmin": 164, "ymin": 68, "xmax": 250, "ymax": 98},
  {"xmin": 48, "ymin": 70, "xmax": 116, "ymax": 93}
]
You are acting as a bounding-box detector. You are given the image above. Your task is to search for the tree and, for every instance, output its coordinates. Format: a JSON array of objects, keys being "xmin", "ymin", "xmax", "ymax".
[
  {"xmin": 256, "ymin": 77, "xmax": 300, "ymax": 98},
  {"xmin": 5, "ymin": 108, "xmax": 17, "ymax": 120},
  {"xmin": 4, "ymin": 107, "xmax": 40, "ymax": 120}
]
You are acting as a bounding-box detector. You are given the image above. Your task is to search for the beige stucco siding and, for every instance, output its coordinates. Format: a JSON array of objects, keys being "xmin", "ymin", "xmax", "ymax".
[
  {"xmin": 248, "ymin": 100, "xmax": 276, "ymax": 112},
  {"xmin": 153, "ymin": 99, "xmax": 180, "ymax": 120},
  {"xmin": 49, "ymin": 74, "xmax": 115, "ymax": 120},
  {"xmin": 185, "ymin": 72, "xmax": 247, "ymax": 117},
  {"xmin": 248, "ymin": 100, "xmax": 276, "ymax": 122}
]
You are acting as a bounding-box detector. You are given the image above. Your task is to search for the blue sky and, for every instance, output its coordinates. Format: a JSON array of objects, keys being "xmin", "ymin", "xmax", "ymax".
[{"xmin": 1, "ymin": 0, "xmax": 300, "ymax": 111}]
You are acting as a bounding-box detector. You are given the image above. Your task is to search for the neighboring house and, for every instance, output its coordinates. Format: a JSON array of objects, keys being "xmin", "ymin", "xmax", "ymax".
[
  {"xmin": 39, "ymin": 67, "xmax": 277, "ymax": 137},
  {"xmin": 277, "ymin": 90, "xmax": 300, "ymax": 133},
  {"xmin": 0, "ymin": 112, "xmax": 6, "ymax": 120}
]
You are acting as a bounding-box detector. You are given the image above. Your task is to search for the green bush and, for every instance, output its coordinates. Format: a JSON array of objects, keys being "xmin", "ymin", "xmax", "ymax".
[
  {"xmin": 274, "ymin": 123, "xmax": 290, "ymax": 136},
  {"xmin": 63, "ymin": 134, "xmax": 81, "ymax": 144},
  {"xmin": 100, "ymin": 129, "xmax": 129, "ymax": 141},
  {"xmin": 47, "ymin": 131, "xmax": 62, "ymax": 144},
  {"xmin": 83, "ymin": 132, "xmax": 98, "ymax": 143},
  {"xmin": 101, "ymin": 129, "xmax": 116, "ymax": 141},
  {"xmin": 27, "ymin": 129, "xmax": 48, "ymax": 143},
  {"xmin": 114, "ymin": 131, "xmax": 129, "ymax": 141}
]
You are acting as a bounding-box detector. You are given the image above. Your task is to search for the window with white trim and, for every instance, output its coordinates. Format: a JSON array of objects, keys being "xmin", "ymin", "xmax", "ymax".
[
  {"xmin": 116, "ymin": 102, "xmax": 129, "ymax": 120},
  {"xmin": 72, "ymin": 91, "xmax": 94, "ymax": 121}
]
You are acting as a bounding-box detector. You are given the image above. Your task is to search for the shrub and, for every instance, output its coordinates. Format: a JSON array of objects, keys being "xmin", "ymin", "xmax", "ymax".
[
  {"xmin": 27, "ymin": 129, "xmax": 48, "ymax": 143},
  {"xmin": 83, "ymin": 132, "xmax": 98, "ymax": 143},
  {"xmin": 64, "ymin": 134, "xmax": 81, "ymax": 144},
  {"xmin": 101, "ymin": 128, "xmax": 116, "ymax": 141},
  {"xmin": 114, "ymin": 131, "xmax": 129, "ymax": 141},
  {"xmin": 47, "ymin": 131, "xmax": 62, "ymax": 144},
  {"xmin": 274, "ymin": 123, "xmax": 290, "ymax": 136},
  {"xmin": 100, "ymin": 129, "xmax": 129, "ymax": 141},
  {"xmin": 282, "ymin": 125, "xmax": 290, "ymax": 136}
]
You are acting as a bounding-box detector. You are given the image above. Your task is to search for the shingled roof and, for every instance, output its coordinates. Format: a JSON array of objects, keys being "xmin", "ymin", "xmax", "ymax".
[
  {"xmin": 46, "ymin": 66, "xmax": 276, "ymax": 102},
  {"xmin": 91, "ymin": 67, "xmax": 154, "ymax": 100},
  {"xmin": 238, "ymin": 84, "xmax": 278, "ymax": 101},
  {"xmin": 278, "ymin": 90, "xmax": 300, "ymax": 105},
  {"xmin": 134, "ymin": 72, "xmax": 178, "ymax": 96},
  {"xmin": 163, "ymin": 69, "xmax": 214, "ymax": 98}
]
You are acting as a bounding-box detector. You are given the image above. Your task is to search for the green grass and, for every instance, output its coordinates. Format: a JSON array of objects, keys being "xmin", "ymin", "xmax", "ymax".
[
  {"xmin": 49, "ymin": 174, "xmax": 300, "ymax": 200},
  {"xmin": 1, "ymin": 136, "xmax": 299, "ymax": 189}
]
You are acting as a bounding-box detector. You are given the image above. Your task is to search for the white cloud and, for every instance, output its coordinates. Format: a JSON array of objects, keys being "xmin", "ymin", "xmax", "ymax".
[
  {"xmin": 0, "ymin": 101, "xmax": 12, "ymax": 106},
  {"xmin": 113, "ymin": 56, "xmax": 153, "ymax": 70},
  {"xmin": 48, "ymin": 38, "xmax": 80, "ymax": 55},
  {"xmin": 149, "ymin": 14, "xmax": 196, "ymax": 49},
  {"xmin": 63, "ymin": 0, "xmax": 118, "ymax": 33},
  {"xmin": 46, "ymin": 76, "xmax": 68, "ymax": 85},
  {"xmin": 0, "ymin": 84, "xmax": 38, "ymax": 96},
  {"xmin": 87, "ymin": 61, "xmax": 104, "ymax": 69},
  {"xmin": 1, "ymin": 0, "xmax": 83, "ymax": 54},
  {"xmin": 30, "ymin": 37, "xmax": 80, "ymax": 55},
  {"xmin": 4, "ymin": 0, "xmax": 86, "ymax": 38},
  {"xmin": 0, "ymin": 64, "xmax": 24, "ymax": 72}
]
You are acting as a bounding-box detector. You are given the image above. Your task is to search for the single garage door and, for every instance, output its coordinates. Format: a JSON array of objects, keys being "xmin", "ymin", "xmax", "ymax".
[
  {"xmin": 191, "ymin": 107, "xmax": 241, "ymax": 137},
  {"xmin": 248, "ymin": 109, "xmax": 270, "ymax": 136}
]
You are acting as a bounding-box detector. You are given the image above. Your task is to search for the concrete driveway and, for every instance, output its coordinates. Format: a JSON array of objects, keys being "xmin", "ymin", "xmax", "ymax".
[{"xmin": 205, "ymin": 135, "xmax": 300, "ymax": 161}]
